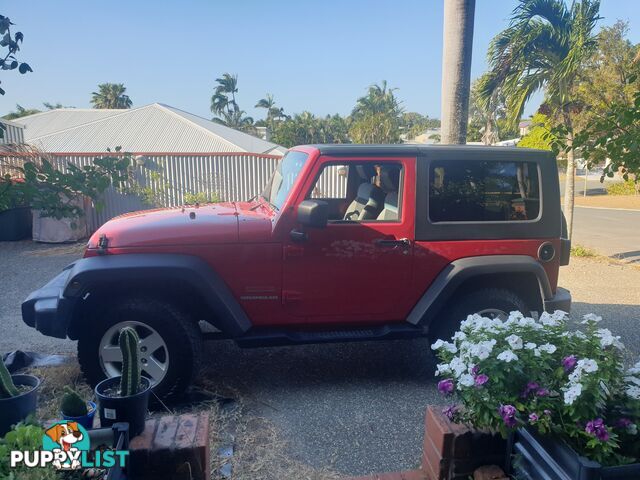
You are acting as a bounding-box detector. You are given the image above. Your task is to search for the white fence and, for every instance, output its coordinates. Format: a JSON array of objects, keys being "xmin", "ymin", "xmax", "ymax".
[{"xmin": 1, "ymin": 152, "xmax": 282, "ymax": 232}]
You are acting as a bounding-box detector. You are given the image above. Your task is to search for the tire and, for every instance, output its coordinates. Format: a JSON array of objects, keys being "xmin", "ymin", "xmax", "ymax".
[
  {"xmin": 78, "ymin": 297, "xmax": 203, "ymax": 400},
  {"xmin": 429, "ymin": 288, "xmax": 529, "ymax": 344}
]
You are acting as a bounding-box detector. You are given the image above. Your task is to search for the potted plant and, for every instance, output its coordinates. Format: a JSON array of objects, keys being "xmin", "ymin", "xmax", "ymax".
[
  {"xmin": 0, "ymin": 174, "xmax": 31, "ymax": 241},
  {"xmin": 432, "ymin": 311, "xmax": 640, "ymax": 479},
  {"xmin": 0, "ymin": 359, "xmax": 40, "ymax": 436},
  {"xmin": 60, "ymin": 386, "xmax": 96, "ymax": 430},
  {"xmin": 95, "ymin": 327, "xmax": 151, "ymax": 436}
]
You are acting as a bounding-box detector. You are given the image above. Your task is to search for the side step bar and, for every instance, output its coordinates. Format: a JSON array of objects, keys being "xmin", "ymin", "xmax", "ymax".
[{"xmin": 235, "ymin": 323, "xmax": 428, "ymax": 348}]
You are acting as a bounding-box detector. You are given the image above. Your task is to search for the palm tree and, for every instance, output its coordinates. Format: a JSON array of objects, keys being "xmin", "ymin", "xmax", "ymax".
[
  {"xmin": 440, "ymin": 0, "xmax": 476, "ymax": 144},
  {"xmin": 3, "ymin": 104, "xmax": 41, "ymax": 119},
  {"xmin": 213, "ymin": 109, "xmax": 256, "ymax": 134},
  {"xmin": 256, "ymin": 93, "xmax": 287, "ymax": 123},
  {"xmin": 351, "ymin": 81, "xmax": 402, "ymax": 119},
  {"xmin": 210, "ymin": 73, "xmax": 239, "ymax": 116},
  {"xmin": 479, "ymin": 0, "xmax": 601, "ymax": 238},
  {"xmin": 90, "ymin": 83, "xmax": 132, "ymax": 109}
]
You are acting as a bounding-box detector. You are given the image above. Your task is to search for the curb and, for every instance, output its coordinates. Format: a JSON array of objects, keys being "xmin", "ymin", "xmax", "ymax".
[{"xmin": 575, "ymin": 205, "xmax": 640, "ymax": 212}]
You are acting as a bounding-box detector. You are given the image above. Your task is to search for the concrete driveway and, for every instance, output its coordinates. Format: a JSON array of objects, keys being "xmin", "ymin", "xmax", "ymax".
[
  {"xmin": 573, "ymin": 206, "xmax": 640, "ymax": 263},
  {"xmin": 1, "ymin": 240, "xmax": 639, "ymax": 475}
]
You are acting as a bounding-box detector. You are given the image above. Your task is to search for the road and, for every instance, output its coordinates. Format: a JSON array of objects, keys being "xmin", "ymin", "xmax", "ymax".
[
  {"xmin": 573, "ymin": 206, "xmax": 640, "ymax": 263},
  {"xmin": 1, "ymin": 240, "xmax": 640, "ymax": 476}
]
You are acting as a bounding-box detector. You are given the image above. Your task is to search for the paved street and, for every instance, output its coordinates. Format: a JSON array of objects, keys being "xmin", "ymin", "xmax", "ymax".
[
  {"xmin": 573, "ymin": 206, "xmax": 640, "ymax": 263},
  {"xmin": 1, "ymin": 240, "xmax": 639, "ymax": 475}
]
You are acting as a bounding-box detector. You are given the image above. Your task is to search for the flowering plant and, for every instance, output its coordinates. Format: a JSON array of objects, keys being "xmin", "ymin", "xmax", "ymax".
[{"xmin": 432, "ymin": 311, "xmax": 640, "ymax": 465}]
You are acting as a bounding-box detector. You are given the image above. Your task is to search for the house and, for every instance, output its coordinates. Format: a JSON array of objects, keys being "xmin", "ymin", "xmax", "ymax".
[
  {"xmin": 10, "ymin": 103, "xmax": 287, "ymax": 230},
  {"xmin": 0, "ymin": 118, "xmax": 25, "ymax": 145}
]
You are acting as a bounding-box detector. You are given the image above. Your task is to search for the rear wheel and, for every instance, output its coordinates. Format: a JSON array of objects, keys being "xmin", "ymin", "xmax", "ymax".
[
  {"xmin": 77, "ymin": 297, "xmax": 202, "ymax": 399},
  {"xmin": 429, "ymin": 288, "xmax": 529, "ymax": 344}
]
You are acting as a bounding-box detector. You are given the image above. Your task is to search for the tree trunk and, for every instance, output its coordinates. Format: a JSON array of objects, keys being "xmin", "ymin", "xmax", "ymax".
[
  {"xmin": 440, "ymin": 0, "xmax": 476, "ymax": 144},
  {"xmin": 563, "ymin": 125, "xmax": 575, "ymax": 239}
]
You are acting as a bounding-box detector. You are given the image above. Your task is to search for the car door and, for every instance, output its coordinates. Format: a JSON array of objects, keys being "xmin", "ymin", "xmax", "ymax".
[{"xmin": 281, "ymin": 156, "xmax": 416, "ymax": 325}]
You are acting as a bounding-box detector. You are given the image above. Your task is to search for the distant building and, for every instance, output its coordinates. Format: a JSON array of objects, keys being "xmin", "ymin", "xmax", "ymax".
[
  {"xmin": 0, "ymin": 118, "xmax": 25, "ymax": 145},
  {"xmin": 18, "ymin": 103, "xmax": 286, "ymax": 155}
]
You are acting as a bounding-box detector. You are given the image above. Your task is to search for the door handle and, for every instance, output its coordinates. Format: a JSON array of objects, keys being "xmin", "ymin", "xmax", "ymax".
[{"xmin": 374, "ymin": 238, "xmax": 411, "ymax": 248}]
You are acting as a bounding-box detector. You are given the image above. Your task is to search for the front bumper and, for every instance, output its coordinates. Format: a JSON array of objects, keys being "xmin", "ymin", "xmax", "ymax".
[
  {"xmin": 543, "ymin": 286, "xmax": 572, "ymax": 313},
  {"xmin": 21, "ymin": 267, "xmax": 75, "ymax": 339}
]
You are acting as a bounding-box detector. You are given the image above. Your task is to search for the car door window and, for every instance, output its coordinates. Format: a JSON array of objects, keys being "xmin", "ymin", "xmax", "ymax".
[{"xmin": 307, "ymin": 162, "xmax": 403, "ymax": 222}]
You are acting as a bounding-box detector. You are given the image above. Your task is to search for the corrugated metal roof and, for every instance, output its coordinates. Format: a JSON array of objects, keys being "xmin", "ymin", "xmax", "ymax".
[{"xmin": 19, "ymin": 103, "xmax": 286, "ymax": 154}]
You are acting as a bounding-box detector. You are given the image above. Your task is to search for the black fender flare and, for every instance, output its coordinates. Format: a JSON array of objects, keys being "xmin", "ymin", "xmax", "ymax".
[
  {"xmin": 406, "ymin": 255, "xmax": 552, "ymax": 327},
  {"xmin": 64, "ymin": 253, "xmax": 251, "ymax": 337}
]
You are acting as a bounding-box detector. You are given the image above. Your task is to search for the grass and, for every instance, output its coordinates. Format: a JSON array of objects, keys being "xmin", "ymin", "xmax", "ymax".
[
  {"xmin": 570, "ymin": 245, "xmax": 597, "ymax": 258},
  {"xmin": 20, "ymin": 361, "xmax": 338, "ymax": 480}
]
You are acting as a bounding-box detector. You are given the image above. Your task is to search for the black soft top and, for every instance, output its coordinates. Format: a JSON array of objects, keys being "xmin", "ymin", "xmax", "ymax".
[{"xmin": 306, "ymin": 144, "xmax": 550, "ymax": 157}]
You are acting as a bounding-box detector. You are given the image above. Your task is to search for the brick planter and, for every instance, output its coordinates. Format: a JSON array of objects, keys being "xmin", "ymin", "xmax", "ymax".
[
  {"xmin": 129, "ymin": 413, "xmax": 210, "ymax": 480},
  {"xmin": 423, "ymin": 406, "xmax": 506, "ymax": 480},
  {"xmin": 349, "ymin": 406, "xmax": 507, "ymax": 480}
]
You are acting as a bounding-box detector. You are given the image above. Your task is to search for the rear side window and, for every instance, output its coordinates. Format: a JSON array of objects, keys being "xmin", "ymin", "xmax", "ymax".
[{"xmin": 429, "ymin": 160, "xmax": 540, "ymax": 222}]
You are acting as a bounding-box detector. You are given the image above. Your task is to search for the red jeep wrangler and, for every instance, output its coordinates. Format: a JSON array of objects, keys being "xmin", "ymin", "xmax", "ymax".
[{"xmin": 23, "ymin": 145, "xmax": 571, "ymax": 397}]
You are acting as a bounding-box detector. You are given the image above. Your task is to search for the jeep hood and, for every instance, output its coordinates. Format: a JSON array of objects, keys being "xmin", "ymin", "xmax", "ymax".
[{"xmin": 88, "ymin": 203, "xmax": 241, "ymax": 248}]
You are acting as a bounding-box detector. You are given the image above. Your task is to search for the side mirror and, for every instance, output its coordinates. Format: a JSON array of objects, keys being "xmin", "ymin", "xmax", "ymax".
[{"xmin": 297, "ymin": 200, "xmax": 328, "ymax": 228}]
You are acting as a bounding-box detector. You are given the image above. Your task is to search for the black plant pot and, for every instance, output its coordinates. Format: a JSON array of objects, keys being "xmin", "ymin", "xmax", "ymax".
[
  {"xmin": 0, "ymin": 206, "xmax": 32, "ymax": 241},
  {"xmin": 509, "ymin": 427, "xmax": 640, "ymax": 480},
  {"xmin": 0, "ymin": 374, "xmax": 40, "ymax": 436},
  {"xmin": 95, "ymin": 376, "xmax": 150, "ymax": 437}
]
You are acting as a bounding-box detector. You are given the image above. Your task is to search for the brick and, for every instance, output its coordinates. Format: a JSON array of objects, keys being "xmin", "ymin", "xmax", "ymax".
[
  {"xmin": 422, "ymin": 436, "xmax": 449, "ymax": 480},
  {"xmin": 129, "ymin": 413, "xmax": 210, "ymax": 480},
  {"xmin": 154, "ymin": 415, "xmax": 179, "ymax": 449},
  {"xmin": 473, "ymin": 465, "xmax": 509, "ymax": 480},
  {"xmin": 400, "ymin": 469, "xmax": 427, "ymax": 480}
]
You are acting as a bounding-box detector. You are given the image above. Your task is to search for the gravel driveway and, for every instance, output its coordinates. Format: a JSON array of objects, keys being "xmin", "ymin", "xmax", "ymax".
[{"xmin": 1, "ymin": 241, "xmax": 639, "ymax": 476}]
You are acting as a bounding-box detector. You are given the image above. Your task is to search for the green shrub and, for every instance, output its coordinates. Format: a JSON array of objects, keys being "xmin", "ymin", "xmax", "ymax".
[
  {"xmin": 571, "ymin": 245, "xmax": 597, "ymax": 257},
  {"xmin": 183, "ymin": 191, "xmax": 221, "ymax": 204},
  {"xmin": 606, "ymin": 180, "xmax": 639, "ymax": 196},
  {"xmin": 0, "ymin": 420, "xmax": 58, "ymax": 480}
]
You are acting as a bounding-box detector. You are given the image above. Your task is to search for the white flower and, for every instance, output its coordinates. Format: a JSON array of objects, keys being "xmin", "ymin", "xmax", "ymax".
[
  {"xmin": 574, "ymin": 330, "xmax": 587, "ymax": 340},
  {"xmin": 626, "ymin": 385, "xmax": 640, "ymax": 400},
  {"xmin": 435, "ymin": 363, "xmax": 452, "ymax": 377},
  {"xmin": 628, "ymin": 424, "xmax": 638, "ymax": 435},
  {"xmin": 626, "ymin": 376, "xmax": 640, "ymax": 387},
  {"xmin": 581, "ymin": 313, "xmax": 602, "ymax": 324},
  {"xmin": 497, "ymin": 350, "xmax": 518, "ymax": 363},
  {"xmin": 595, "ymin": 328, "xmax": 624, "ymax": 349},
  {"xmin": 506, "ymin": 334, "xmax": 524, "ymax": 350},
  {"xmin": 449, "ymin": 357, "xmax": 467, "ymax": 378},
  {"xmin": 524, "ymin": 342, "xmax": 537, "ymax": 350},
  {"xmin": 458, "ymin": 374, "xmax": 475, "ymax": 388},
  {"xmin": 629, "ymin": 361, "xmax": 640, "ymax": 376},
  {"xmin": 538, "ymin": 343, "xmax": 557, "ymax": 354},
  {"xmin": 569, "ymin": 370, "xmax": 582, "ymax": 383},
  {"xmin": 577, "ymin": 359, "xmax": 598, "ymax": 373},
  {"xmin": 431, "ymin": 340, "xmax": 457, "ymax": 354},
  {"xmin": 539, "ymin": 310, "xmax": 566, "ymax": 326},
  {"xmin": 453, "ymin": 331, "xmax": 467, "ymax": 342},
  {"xmin": 564, "ymin": 383, "xmax": 583, "ymax": 405},
  {"xmin": 467, "ymin": 340, "xmax": 495, "ymax": 360}
]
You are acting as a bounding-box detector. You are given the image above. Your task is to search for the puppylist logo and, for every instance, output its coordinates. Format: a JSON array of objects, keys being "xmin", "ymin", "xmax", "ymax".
[{"xmin": 10, "ymin": 420, "xmax": 128, "ymax": 470}]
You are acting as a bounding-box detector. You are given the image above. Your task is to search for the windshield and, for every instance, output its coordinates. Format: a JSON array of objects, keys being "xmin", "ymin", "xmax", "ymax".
[{"xmin": 262, "ymin": 151, "xmax": 309, "ymax": 210}]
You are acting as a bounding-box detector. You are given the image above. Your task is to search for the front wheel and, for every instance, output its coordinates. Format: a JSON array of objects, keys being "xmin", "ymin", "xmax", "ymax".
[
  {"xmin": 429, "ymin": 288, "xmax": 530, "ymax": 344},
  {"xmin": 78, "ymin": 297, "xmax": 203, "ymax": 399}
]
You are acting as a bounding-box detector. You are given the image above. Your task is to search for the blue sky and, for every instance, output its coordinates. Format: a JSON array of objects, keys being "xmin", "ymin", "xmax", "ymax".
[{"xmin": 1, "ymin": 0, "xmax": 639, "ymax": 121}]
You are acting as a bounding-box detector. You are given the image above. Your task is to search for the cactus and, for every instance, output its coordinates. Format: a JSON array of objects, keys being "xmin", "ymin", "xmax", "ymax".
[
  {"xmin": 0, "ymin": 359, "xmax": 19, "ymax": 399},
  {"xmin": 60, "ymin": 386, "xmax": 88, "ymax": 417},
  {"xmin": 119, "ymin": 327, "xmax": 142, "ymax": 397}
]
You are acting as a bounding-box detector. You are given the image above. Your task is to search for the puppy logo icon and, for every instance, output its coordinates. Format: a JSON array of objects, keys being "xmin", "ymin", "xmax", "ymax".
[{"xmin": 43, "ymin": 421, "xmax": 89, "ymax": 470}]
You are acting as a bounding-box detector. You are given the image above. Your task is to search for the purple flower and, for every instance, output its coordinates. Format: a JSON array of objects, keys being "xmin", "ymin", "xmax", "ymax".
[
  {"xmin": 438, "ymin": 379, "xmax": 455, "ymax": 395},
  {"xmin": 471, "ymin": 365, "xmax": 480, "ymax": 376},
  {"xmin": 536, "ymin": 388, "xmax": 550, "ymax": 397},
  {"xmin": 442, "ymin": 405, "xmax": 459, "ymax": 421},
  {"xmin": 529, "ymin": 413, "xmax": 539, "ymax": 424},
  {"xmin": 562, "ymin": 355, "xmax": 577, "ymax": 372},
  {"xmin": 474, "ymin": 374, "xmax": 489, "ymax": 387},
  {"xmin": 499, "ymin": 404, "xmax": 518, "ymax": 428},
  {"xmin": 521, "ymin": 381, "xmax": 544, "ymax": 398},
  {"xmin": 543, "ymin": 409, "xmax": 552, "ymax": 416},
  {"xmin": 585, "ymin": 418, "xmax": 610, "ymax": 442},
  {"xmin": 615, "ymin": 418, "xmax": 632, "ymax": 429}
]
